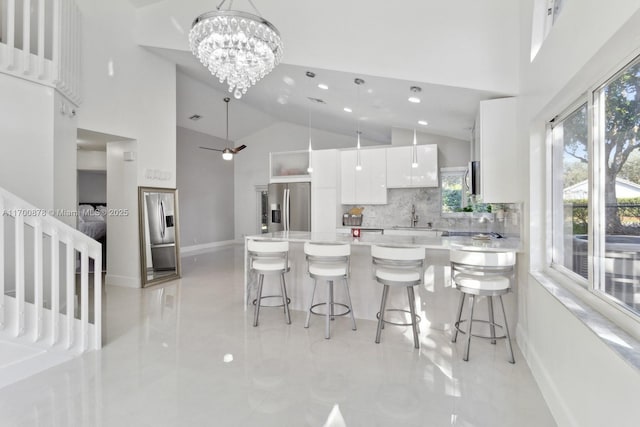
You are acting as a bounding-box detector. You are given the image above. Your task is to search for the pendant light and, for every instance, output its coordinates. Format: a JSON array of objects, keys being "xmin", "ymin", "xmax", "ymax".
[
  {"xmin": 412, "ymin": 129, "xmax": 419, "ymax": 168},
  {"xmin": 354, "ymin": 78, "xmax": 365, "ymax": 171}
]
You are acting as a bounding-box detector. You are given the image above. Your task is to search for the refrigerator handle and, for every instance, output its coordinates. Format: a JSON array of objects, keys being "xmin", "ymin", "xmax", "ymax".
[
  {"xmin": 160, "ymin": 199, "xmax": 166, "ymax": 239},
  {"xmin": 282, "ymin": 189, "xmax": 287, "ymax": 231},
  {"xmin": 285, "ymin": 188, "xmax": 290, "ymax": 231}
]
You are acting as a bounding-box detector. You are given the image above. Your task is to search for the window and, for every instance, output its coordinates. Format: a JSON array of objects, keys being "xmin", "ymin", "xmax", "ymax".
[
  {"xmin": 441, "ymin": 167, "xmax": 467, "ymax": 214},
  {"xmin": 550, "ymin": 54, "xmax": 640, "ymax": 317}
]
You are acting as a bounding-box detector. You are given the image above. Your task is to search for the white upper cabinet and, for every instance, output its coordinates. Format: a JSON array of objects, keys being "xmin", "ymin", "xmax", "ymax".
[
  {"xmin": 340, "ymin": 149, "xmax": 387, "ymax": 205},
  {"xmin": 311, "ymin": 150, "xmax": 339, "ymax": 233},
  {"xmin": 474, "ymin": 98, "xmax": 520, "ymax": 202},
  {"xmin": 270, "ymin": 150, "xmax": 311, "ymax": 183},
  {"xmin": 386, "ymin": 145, "xmax": 438, "ymax": 188}
]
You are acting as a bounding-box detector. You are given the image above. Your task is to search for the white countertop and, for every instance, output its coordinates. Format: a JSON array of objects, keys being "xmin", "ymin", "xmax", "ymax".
[{"xmin": 246, "ymin": 231, "xmax": 522, "ymax": 252}]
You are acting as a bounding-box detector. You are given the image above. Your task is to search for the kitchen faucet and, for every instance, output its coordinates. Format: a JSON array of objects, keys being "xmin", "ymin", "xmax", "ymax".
[{"xmin": 411, "ymin": 205, "xmax": 419, "ymax": 228}]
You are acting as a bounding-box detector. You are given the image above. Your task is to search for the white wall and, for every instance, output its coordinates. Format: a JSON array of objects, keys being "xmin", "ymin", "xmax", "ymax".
[
  {"xmin": 519, "ymin": 2, "xmax": 640, "ymax": 426},
  {"xmin": 176, "ymin": 126, "xmax": 235, "ymax": 248},
  {"xmin": 135, "ymin": 0, "xmax": 520, "ymax": 94},
  {"xmin": 234, "ymin": 121, "xmax": 379, "ymax": 239},
  {"xmin": 106, "ymin": 141, "xmax": 140, "ymax": 288},
  {"xmin": 77, "ymin": 150, "xmax": 107, "ymax": 171},
  {"xmin": 75, "ymin": 0, "xmax": 177, "ymax": 287},
  {"xmin": 0, "ymin": 73, "xmax": 55, "ymax": 208}
]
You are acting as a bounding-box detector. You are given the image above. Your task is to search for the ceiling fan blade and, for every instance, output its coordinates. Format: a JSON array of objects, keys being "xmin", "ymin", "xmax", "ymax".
[
  {"xmin": 231, "ymin": 144, "xmax": 247, "ymax": 154},
  {"xmin": 199, "ymin": 146, "xmax": 223, "ymax": 152}
]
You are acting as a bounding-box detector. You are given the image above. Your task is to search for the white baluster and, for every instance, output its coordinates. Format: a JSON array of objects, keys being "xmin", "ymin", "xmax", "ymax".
[
  {"xmin": 65, "ymin": 236, "xmax": 74, "ymax": 349},
  {"xmin": 0, "ymin": 196, "xmax": 4, "ymax": 329},
  {"xmin": 7, "ymin": 0, "xmax": 16, "ymax": 70},
  {"xmin": 23, "ymin": 0, "xmax": 31, "ymax": 75},
  {"xmin": 34, "ymin": 219, "xmax": 43, "ymax": 342},
  {"xmin": 37, "ymin": 0, "xmax": 46, "ymax": 79},
  {"xmin": 93, "ymin": 252, "xmax": 102, "ymax": 350},
  {"xmin": 51, "ymin": 230, "xmax": 60, "ymax": 345},
  {"xmin": 80, "ymin": 245, "xmax": 88, "ymax": 352},
  {"xmin": 52, "ymin": 0, "xmax": 60, "ymax": 84},
  {"xmin": 15, "ymin": 213, "xmax": 24, "ymax": 337}
]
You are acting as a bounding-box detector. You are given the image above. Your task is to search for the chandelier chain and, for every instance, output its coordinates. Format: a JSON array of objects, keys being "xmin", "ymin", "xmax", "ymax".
[{"xmin": 216, "ymin": 0, "xmax": 261, "ymax": 16}]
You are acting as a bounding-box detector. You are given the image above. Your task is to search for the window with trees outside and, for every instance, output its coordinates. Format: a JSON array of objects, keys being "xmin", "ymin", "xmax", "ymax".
[{"xmin": 551, "ymin": 55, "xmax": 640, "ymax": 317}]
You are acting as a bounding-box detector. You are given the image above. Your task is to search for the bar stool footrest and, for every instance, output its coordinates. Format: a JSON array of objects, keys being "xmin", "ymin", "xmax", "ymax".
[
  {"xmin": 310, "ymin": 302, "xmax": 351, "ymax": 317},
  {"xmin": 454, "ymin": 319, "xmax": 508, "ymax": 340},
  {"xmin": 377, "ymin": 309, "xmax": 421, "ymax": 327},
  {"xmin": 252, "ymin": 295, "xmax": 291, "ymax": 308}
]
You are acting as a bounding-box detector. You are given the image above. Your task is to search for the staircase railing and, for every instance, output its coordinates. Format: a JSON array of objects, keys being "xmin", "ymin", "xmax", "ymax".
[
  {"xmin": 0, "ymin": 0, "xmax": 82, "ymax": 104},
  {"xmin": 0, "ymin": 186, "xmax": 102, "ymax": 352}
]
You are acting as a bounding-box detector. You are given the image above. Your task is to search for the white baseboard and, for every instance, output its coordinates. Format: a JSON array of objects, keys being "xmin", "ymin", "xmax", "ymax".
[
  {"xmin": 105, "ymin": 274, "xmax": 140, "ymax": 288},
  {"xmin": 516, "ymin": 325, "xmax": 574, "ymax": 427},
  {"xmin": 181, "ymin": 240, "xmax": 237, "ymax": 255}
]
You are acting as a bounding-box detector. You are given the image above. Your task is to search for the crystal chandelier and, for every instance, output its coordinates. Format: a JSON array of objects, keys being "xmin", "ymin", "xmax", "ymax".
[{"xmin": 189, "ymin": 0, "xmax": 284, "ymax": 99}]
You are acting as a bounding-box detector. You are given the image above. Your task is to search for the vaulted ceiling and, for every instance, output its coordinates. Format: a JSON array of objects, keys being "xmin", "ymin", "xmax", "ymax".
[{"xmin": 131, "ymin": 0, "xmax": 520, "ymax": 143}]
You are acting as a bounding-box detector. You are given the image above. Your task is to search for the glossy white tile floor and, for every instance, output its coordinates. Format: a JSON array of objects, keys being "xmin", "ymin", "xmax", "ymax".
[{"xmin": 0, "ymin": 245, "xmax": 556, "ymax": 427}]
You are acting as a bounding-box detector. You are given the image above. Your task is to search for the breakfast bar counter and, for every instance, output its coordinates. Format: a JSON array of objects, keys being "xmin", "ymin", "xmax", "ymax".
[{"xmin": 243, "ymin": 231, "xmax": 521, "ymax": 326}]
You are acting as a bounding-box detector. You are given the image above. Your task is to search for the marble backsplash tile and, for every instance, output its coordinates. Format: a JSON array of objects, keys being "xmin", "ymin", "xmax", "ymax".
[{"xmin": 343, "ymin": 188, "xmax": 522, "ymax": 237}]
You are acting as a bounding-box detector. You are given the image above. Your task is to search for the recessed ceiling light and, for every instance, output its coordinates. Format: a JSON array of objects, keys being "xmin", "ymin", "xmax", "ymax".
[
  {"xmin": 344, "ymin": 107, "xmax": 352, "ymax": 113},
  {"xmin": 318, "ymin": 83, "xmax": 329, "ymax": 90},
  {"xmin": 418, "ymin": 120, "xmax": 428, "ymax": 126},
  {"xmin": 408, "ymin": 85, "xmax": 422, "ymax": 103}
]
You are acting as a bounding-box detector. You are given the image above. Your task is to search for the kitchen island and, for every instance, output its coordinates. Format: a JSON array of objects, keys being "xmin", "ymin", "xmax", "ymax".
[{"xmin": 243, "ymin": 231, "xmax": 521, "ymax": 327}]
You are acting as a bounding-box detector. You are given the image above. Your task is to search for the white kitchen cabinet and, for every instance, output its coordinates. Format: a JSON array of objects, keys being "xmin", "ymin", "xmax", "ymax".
[
  {"xmin": 386, "ymin": 145, "xmax": 438, "ymax": 188},
  {"xmin": 340, "ymin": 149, "xmax": 387, "ymax": 205},
  {"xmin": 270, "ymin": 150, "xmax": 311, "ymax": 183},
  {"xmin": 311, "ymin": 149, "xmax": 338, "ymax": 188},
  {"xmin": 311, "ymin": 150, "xmax": 340, "ymax": 233},
  {"xmin": 474, "ymin": 97, "xmax": 520, "ymax": 202}
]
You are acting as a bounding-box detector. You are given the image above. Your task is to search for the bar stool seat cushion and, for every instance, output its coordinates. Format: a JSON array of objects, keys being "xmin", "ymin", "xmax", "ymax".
[
  {"xmin": 309, "ymin": 262, "xmax": 348, "ymax": 277},
  {"xmin": 454, "ymin": 273, "xmax": 510, "ymax": 291},
  {"xmin": 375, "ymin": 267, "xmax": 421, "ymax": 283},
  {"xmin": 252, "ymin": 259, "xmax": 290, "ymax": 271}
]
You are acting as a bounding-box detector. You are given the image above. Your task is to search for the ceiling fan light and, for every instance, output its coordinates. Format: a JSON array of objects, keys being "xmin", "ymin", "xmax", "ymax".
[{"xmin": 222, "ymin": 148, "xmax": 234, "ymax": 160}]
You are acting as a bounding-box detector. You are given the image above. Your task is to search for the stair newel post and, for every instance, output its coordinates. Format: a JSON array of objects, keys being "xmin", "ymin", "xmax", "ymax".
[
  {"xmin": 15, "ymin": 212, "xmax": 25, "ymax": 337},
  {"xmin": 65, "ymin": 236, "xmax": 74, "ymax": 349},
  {"xmin": 0, "ymin": 196, "xmax": 4, "ymax": 329},
  {"xmin": 80, "ymin": 245, "xmax": 89, "ymax": 352},
  {"xmin": 93, "ymin": 252, "xmax": 102, "ymax": 349},
  {"xmin": 51, "ymin": 230, "xmax": 60, "ymax": 345}
]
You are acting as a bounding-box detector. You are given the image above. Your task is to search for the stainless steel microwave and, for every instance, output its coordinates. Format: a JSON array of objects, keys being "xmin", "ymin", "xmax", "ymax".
[{"xmin": 466, "ymin": 161, "xmax": 480, "ymax": 196}]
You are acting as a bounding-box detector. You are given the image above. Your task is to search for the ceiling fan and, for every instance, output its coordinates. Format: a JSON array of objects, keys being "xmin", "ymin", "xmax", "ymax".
[{"xmin": 199, "ymin": 97, "xmax": 246, "ymax": 160}]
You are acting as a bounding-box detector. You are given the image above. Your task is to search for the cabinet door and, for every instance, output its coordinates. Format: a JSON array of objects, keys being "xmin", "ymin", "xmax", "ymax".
[
  {"xmin": 340, "ymin": 150, "xmax": 357, "ymax": 204},
  {"xmin": 312, "ymin": 188, "xmax": 338, "ymax": 233},
  {"xmin": 478, "ymin": 98, "xmax": 519, "ymax": 202},
  {"xmin": 359, "ymin": 149, "xmax": 387, "ymax": 204},
  {"xmin": 311, "ymin": 149, "xmax": 338, "ymax": 188},
  {"xmin": 386, "ymin": 146, "xmax": 412, "ymax": 188},
  {"xmin": 412, "ymin": 144, "xmax": 438, "ymax": 187}
]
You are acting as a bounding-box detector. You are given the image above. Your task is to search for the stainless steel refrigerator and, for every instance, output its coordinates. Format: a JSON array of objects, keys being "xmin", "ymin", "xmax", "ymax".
[
  {"xmin": 145, "ymin": 192, "xmax": 176, "ymax": 270},
  {"xmin": 267, "ymin": 182, "xmax": 311, "ymax": 232}
]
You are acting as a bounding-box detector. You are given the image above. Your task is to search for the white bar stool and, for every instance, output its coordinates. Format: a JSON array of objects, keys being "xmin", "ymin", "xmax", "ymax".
[
  {"xmin": 248, "ymin": 239, "xmax": 291, "ymax": 327},
  {"xmin": 371, "ymin": 245, "xmax": 425, "ymax": 349},
  {"xmin": 304, "ymin": 242, "xmax": 357, "ymax": 339},
  {"xmin": 450, "ymin": 248, "xmax": 516, "ymax": 363}
]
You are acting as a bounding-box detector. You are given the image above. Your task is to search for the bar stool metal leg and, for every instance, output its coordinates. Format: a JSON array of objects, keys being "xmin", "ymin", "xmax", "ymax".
[
  {"xmin": 280, "ymin": 274, "xmax": 291, "ymax": 325},
  {"xmin": 325, "ymin": 280, "xmax": 331, "ymax": 339},
  {"xmin": 407, "ymin": 286, "xmax": 420, "ymax": 349},
  {"xmin": 463, "ymin": 294, "xmax": 475, "ymax": 361},
  {"xmin": 499, "ymin": 295, "xmax": 515, "ymax": 364},
  {"xmin": 375, "ymin": 285, "xmax": 390, "ymax": 344},
  {"xmin": 452, "ymin": 292, "xmax": 465, "ymax": 343},
  {"xmin": 305, "ymin": 279, "xmax": 317, "ymax": 328},
  {"xmin": 253, "ymin": 274, "xmax": 264, "ymax": 327},
  {"xmin": 343, "ymin": 279, "xmax": 357, "ymax": 331},
  {"xmin": 488, "ymin": 296, "xmax": 497, "ymax": 344}
]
